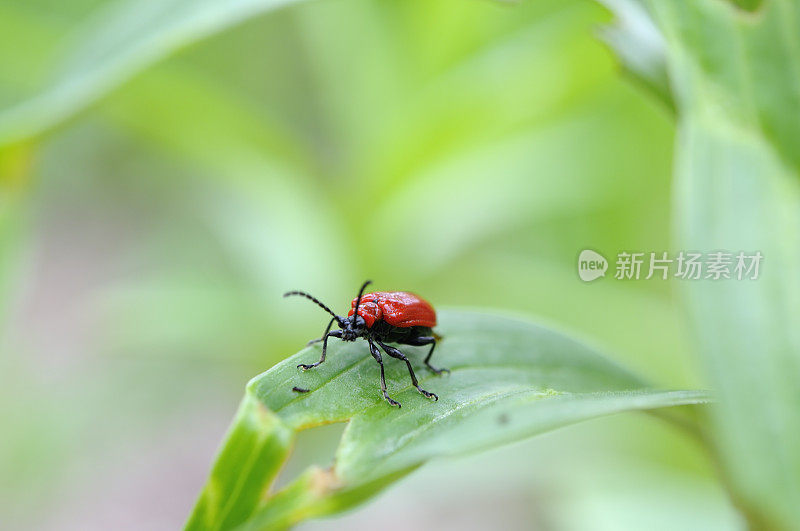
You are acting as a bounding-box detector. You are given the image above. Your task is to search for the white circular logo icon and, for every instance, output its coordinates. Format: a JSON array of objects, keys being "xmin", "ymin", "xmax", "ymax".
[{"xmin": 578, "ymin": 250, "xmax": 608, "ymax": 282}]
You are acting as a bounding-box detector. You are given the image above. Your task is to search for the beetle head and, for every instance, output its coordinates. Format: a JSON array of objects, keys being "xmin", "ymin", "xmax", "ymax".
[
  {"xmin": 283, "ymin": 280, "xmax": 372, "ymax": 342},
  {"xmin": 340, "ymin": 314, "xmax": 366, "ymax": 341},
  {"xmin": 340, "ymin": 279, "xmax": 371, "ymax": 340}
]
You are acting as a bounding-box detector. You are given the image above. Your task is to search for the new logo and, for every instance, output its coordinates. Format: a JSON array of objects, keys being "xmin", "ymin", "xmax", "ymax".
[{"xmin": 578, "ymin": 249, "xmax": 608, "ymax": 282}]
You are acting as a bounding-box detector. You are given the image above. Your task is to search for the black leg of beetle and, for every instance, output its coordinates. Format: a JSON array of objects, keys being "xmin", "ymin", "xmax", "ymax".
[
  {"xmin": 377, "ymin": 340, "xmax": 438, "ymax": 401},
  {"xmin": 368, "ymin": 338, "xmax": 401, "ymax": 408},
  {"xmin": 406, "ymin": 336, "xmax": 449, "ymax": 374},
  {"xmin": 306, "ymin": 317, "xmax": 335, "ymax": 346},
  {"xmin": 298, "ymin": 329, "xmax": 342, "ymax": 370}
]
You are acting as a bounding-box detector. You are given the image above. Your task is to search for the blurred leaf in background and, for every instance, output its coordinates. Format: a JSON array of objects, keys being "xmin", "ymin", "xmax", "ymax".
[
  {"xmin": 644, "ymin": 0, "xmax": 800, "ymax": 528},
  {"xmin": 0, "ymin": 0, "xmax": 740, "ymax": 529}
]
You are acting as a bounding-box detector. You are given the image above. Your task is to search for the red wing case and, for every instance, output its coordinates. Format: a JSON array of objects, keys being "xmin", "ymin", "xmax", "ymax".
[{"xmin": 349, "ymin": 291, "xmax": 437, "ymax": 328}]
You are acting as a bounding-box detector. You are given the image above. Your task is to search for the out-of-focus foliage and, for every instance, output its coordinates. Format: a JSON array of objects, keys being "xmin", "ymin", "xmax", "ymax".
[
  {"xmin": 595, "ymin": 0, "xmax": 671, "ymax": 107},
  {"xmin": 0, "ymin": 0, "xmax": 307, "ymax": 143},
  {"xmin": 640, "ymin": 1, "xmax": 800, "ymax": 528},
  {"xmin": 0, "ymin": 0, "xmax": 745, "ymax": 529}
]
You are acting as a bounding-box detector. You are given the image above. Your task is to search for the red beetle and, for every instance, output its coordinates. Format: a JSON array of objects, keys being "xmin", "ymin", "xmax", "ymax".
[{"xmin": 284, "ymin": 281, "xmax": 447, "ymax": 407}]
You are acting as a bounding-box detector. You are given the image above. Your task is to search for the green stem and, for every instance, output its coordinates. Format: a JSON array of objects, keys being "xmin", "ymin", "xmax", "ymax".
[
  {"xmin": 236, "ymin": 466, "xmax": 415, "ymax": 531},
  {"xmin": 185, "ymin": 394, "xmax": 294, "ymax": 531}
]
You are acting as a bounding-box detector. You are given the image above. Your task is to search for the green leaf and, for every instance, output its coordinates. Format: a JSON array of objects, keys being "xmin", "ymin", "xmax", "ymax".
[
  {"xmin": 186, "ymin": 310, "xmax": 710, "ymax": 530},
  {"xmin": 643, "ymin": 1, "xmax": 800, "ymax": 528},
  {"xmin": 0, "ymin": 0, "xmax": 308, "ymax": 145},
  {"xmin": 595, "ymin": 0, "xmax": 673, "ymax": 108},
  {"xmin": 649, "ymin": 0, "xmax": 800, "ymax": 176}
]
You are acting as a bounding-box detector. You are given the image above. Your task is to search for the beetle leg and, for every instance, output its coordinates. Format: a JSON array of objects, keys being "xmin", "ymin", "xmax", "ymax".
[
  {"xmin": 298, "ymin": 329, "xmax": 342, "ymax": 370},
  {"xmin": 377, "ymin": 340, "xmax": 438, "ymax": 401},
  {"xmin": 405, "ymin": 335, "xmax": 449, "ymax": 375},
  {"xmin": 367, "ymin": 338, "xmax": 401, "ymax": 408},
  {"xmin": 306, "ymin": 317, "xmax": 335, "ymax": 346}
]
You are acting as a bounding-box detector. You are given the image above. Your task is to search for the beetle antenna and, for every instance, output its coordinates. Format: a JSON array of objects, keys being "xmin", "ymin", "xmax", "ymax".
[
  {"xmin": 353, "ymin": 280, "xmax": 372, "ymax": 319},
  {"xmin": 284, "ymin": 291, "xmax": 344, "ymax": 326}
]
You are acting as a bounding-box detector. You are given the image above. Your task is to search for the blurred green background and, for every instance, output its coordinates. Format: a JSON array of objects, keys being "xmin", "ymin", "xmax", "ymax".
[{"xmin": 0, "ymin": 0, "xmax": 740, "ymax": 529}]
